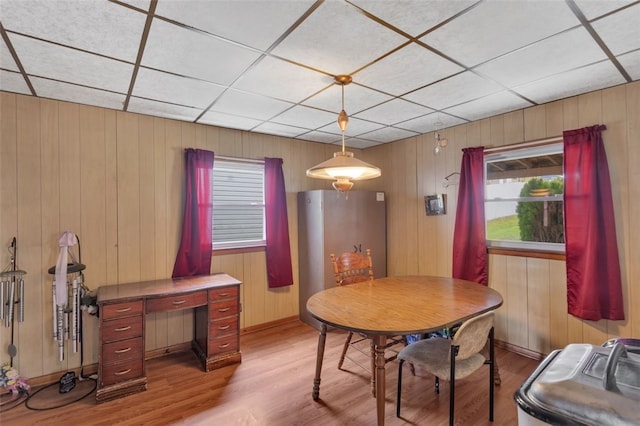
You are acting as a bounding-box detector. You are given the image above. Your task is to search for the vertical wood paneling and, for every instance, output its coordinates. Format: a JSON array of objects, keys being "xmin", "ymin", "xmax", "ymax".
[
  {"xmin": 548, "ymin": 259, "xmax": 568, "ymax": 350},
  {"xmin": 488, "ymin": 255, "xmax": 508, "ymax": 342},
  {"xmin": 524, "ymin": 105, "xmax": 547, "ymax": 141},
  {"xmin": 506, "ymin": 256, "xmax": 528, "ymax": 348},
  {"xmin": 526, "ymin": 258, "xmax": 550, "ymax": 354},
  {"xmin": 16, "ymin": 95, "xmax": 43, "ymax": 377},
  {"xmin": 39, "ymin": 99, "xmax": 60, "ymax": 375},
  {"xmin": 104, "ymin": 110, "xmax": 118, "ymax": 286},
  {"xmin": 627, "ymin": 82, "xmax": 640, "ymax": 338}
]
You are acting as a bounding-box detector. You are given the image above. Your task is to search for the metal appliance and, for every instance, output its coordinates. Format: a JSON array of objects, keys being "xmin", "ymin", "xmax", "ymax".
[
  {"xmin": 515, "ymin": 343, "xmax": 640, "ymax": 425},
  {"xmin": 297, "ymin": 190, "xmax": 386, "ymax": 330}
]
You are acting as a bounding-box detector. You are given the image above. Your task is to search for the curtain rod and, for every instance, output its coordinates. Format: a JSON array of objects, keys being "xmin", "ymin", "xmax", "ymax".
[
  {"xmin": 484, "ymin": 135, "xmax": 562, "ymax": 154},
  {"xmin": 215, "ymin": 154, "xmax": 264, "ymax": 164}
]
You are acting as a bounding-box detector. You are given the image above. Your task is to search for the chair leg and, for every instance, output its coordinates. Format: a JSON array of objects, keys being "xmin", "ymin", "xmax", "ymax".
[
  {"xmin": 489, "ymin": 327, "xmax": 495, "ymax": 422},
  {"xmin": 434, "ymin": 376, "xmax": 439, "ymax": 394},
  {"xmin": 396, "ymin": 359, "xmax": 404, "ymax": 417},
  {"xmin": 450, "ymin": 345, "xmax": 457, "ymax": 426},
  {"xmin": 338, "ymin": 331, "xmax": 353, "ymax": 369}
]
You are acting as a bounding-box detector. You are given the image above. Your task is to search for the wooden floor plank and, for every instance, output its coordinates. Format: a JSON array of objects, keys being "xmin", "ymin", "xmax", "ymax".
[{"xmin": 2, "ymin": 320, "xmax": 539, "ymax": 425}]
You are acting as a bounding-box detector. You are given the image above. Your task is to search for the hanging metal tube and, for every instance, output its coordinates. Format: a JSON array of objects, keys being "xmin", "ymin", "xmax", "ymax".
[
  {"xmin": 18, "ymin": 277, "xmax": 24, "ymax": 323},
  {"xmin": 0, "ymin": 280, "xmax": 5, "ymax": 320}
]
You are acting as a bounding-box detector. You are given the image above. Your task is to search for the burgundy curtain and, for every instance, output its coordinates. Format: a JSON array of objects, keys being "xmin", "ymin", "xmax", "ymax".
[
  {"xmin": 452, "ymin": 147, "xmax": 488, "ymax": 285},
  {"xmin": 172, "ymin": 149, "xmax": 214, "ymax": 278},
  {"xmin": 563, "ymin": 125, "xmax": 624, "ymax": 321},
  {"xmin": 264, "ymin": 158, "xmax": 293, "ymax": 288}
]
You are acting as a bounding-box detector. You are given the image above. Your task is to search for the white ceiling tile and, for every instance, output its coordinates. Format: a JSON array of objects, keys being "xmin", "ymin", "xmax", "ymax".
[
  {"xmin": 421, "ymin": 0, "xmax": 580, "ymax": 66},
  {"xmin": 359, "ymin": 126, "xmax": 418, "ymax": 143},
  {"xmin": 31, "ymin": 77, "xmax": 126, "ymax": 110},
  {"xmin": 10, "ymin": 35, "xmax": 133, "ymax": 93},
  {"xmin": 154, "ymin": 0, "xmax": 317, "ymax": 51},
  {"xmin": 296, "ymin": 131, "xmax": 342, "ymax": 144},
  {"xmin": 475, "ymin": 27, "xmax": 606, "ymax": 88},
  {"xmin": 354, "ymin": 43, "xmax": 463, "ymax": 96},
  {"xmin": 403, "ymin": 71, "xmax": 503, "ymax": 110},
  {"xmin": 198, "ymin": 111, "xmax": 263, "ymax": 131},
  {"xmin": 303, "ymin": 83, "xmax": 393, "ymax": 114},
  {"xmin": 209, "ymin": 89, "xmax": 293, "ymax": 121},
  {"xmin": 354, "ymin": 98, "xmax": 433, "ymax": 125},
  {"xmin": 128, "ymin": 97, "xmax": 201, "ymax": 121},
  {"xmin": 233, "ymin": 56, "xmax": 329, "ymax": 103},
  {"xmin": 271, "ymin": 0, "xmax": 407, "ymax": 75},
  {"xmin": 618, "ymin": 50, "xmax": 640, "ymax": 80},
  {"xmin": 0, "ymin": 70, "xmax": 31, "ymax": 95},
  {"xmin": 252, "ymin": 122, "xmax": 308, "ymax": 138},
  {"xmin": 573, "ymin": 0, "xmax": 634, "ymax": 20},
  {"xmin": 513, "ymin": 60, "xmax": 627, "ymax": 104},
  {"xmin": 0, "ymin": 0, "xmax": 146, "ymax": 62},
  {"xmin": 271, "ymin": 105, "xmax": 336, "ymax": 129},
  {"xmin": 443, "ymin": 91, "xmax": 533, "ymax": 122},
  {"xmin": 350, "ymin": 0, "xmax": 478, "ymax": 37},
  {"xmin": 142, "ymin": 18, "xmax": 261, "ymax": 85},
  {"xmin": 591, "ymin": 4, "xmax": 640, "ymax": 55},
  {"xmin": 344, "ymin": 137, "xmax": 383, "ymax": 149},
  {"xmin": 1, "ymin": 38, "xmax": 19, "ymax": 71},
  {"xmin": 317, "ymin": 117, "xmax": 384, "ymax": 137},
  {"xmin": 396, "ymin": 112, "xmax": 467, "ymax": 134},
  {"xmin": 133, "ymin": 68, "xmax": 225, "ymax": 108}
]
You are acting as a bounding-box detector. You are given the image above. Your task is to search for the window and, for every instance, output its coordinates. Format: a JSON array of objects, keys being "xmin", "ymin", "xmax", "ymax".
[
  {"xmin": 212, "ymin": 157, "xmax": 265, "ymax": 250},
  {"xmin": 484, "ymin": 142, "xmax": 564, "ymax": 253}
]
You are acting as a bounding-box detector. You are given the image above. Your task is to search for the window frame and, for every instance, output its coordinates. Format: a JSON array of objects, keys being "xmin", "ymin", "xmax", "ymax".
[
  {"xmin": 484, "ymin": 140, "xmax": 566, "ymax": 254},
  {"xmin": 211, "ymin": 156, "xmax": 266, "ymax": 251}
]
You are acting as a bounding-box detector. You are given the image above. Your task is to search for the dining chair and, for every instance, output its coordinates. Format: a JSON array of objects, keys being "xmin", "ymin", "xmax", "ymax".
[
  {"xmin": 396, "ymin": 311, "xmax": 495, "ymax": 426},
  {"xmin": 330, "ymin": 249, "xmax": 405, "ymax": 397}
]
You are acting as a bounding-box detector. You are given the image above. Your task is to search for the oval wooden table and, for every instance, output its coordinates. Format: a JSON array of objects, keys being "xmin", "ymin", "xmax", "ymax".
[{"xmin": 306, "ymin": 275, "xmax": 504, "ymax": 426}]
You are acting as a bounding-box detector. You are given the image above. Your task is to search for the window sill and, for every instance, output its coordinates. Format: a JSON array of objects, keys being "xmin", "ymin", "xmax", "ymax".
[
  {"xmin": 487, "ymin": 247, "xmax": 566, "ymax": 261},
  {"xmin": 213, "ymin": 245, "xmax": 265, "ymax": 256}
]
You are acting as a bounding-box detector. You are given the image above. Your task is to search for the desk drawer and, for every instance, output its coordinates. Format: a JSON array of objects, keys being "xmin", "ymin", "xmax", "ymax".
[
  {"xmin": 209, "ymin": 317, "xmax": 238, "ymax": 339},
  {"xmin": 146, "ymin": 291, "xmax": 207, "ymax": 313},
  {"xmin": 209, "ymin": 299, "xmax": 238, "ymax": 319},
  {"xmin": 102, "ymin": 337, "xmax": 143, "ymax": 364},
  {"xmin": 101, "ymin": 300, "xmax": 144, "ymax": 320},
  {"xmin": 101, "ymin": 359, "xmax": 143, "ymax": 386},
  {"xmin": 102, "ymin": 316, "xmax": 143, "ymax": 343},
  {"xmin": 208, "ymin": 335, "xmax": 239, "ymax": 356},
  {"xmin": 209, "ymin": 286, "xmax": 238, "ymax": 301}
]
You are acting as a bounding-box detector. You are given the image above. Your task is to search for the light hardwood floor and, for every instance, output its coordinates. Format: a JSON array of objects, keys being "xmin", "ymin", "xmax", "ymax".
[{"xmin": 2, "ymin": 320, "xmax": 540, "ymax": 425}]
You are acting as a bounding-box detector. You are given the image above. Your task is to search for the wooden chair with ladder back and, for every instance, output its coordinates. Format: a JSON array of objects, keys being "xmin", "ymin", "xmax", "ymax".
[{"xmin": 330, "ymin": 248, "xmax": 406, "ymax": 397}]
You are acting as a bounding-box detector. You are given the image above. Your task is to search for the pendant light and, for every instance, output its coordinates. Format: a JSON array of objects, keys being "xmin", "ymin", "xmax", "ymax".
[{"xmin": 306, "ymin": 75, "xmax": 381, "ymax": 192}]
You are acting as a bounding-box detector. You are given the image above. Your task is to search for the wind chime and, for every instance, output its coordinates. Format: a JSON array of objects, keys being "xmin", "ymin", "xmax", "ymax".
[
  {"xmin": 47, "ymin": 232, "xmax": 86, "ymax": 362},
  {"xmin": 0, "ymin": 238, "xmax": 26, "ymax": 366}
]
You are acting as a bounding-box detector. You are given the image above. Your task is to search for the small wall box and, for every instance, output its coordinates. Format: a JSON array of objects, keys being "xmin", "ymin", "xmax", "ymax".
[{"xmin": 425, "ymin": 194, "xmax": 447, "ymax": 216}]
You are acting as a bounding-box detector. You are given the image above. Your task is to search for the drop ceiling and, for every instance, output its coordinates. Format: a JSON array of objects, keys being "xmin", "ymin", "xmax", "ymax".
[{"xmin": 1, "ymin": 0, "xmax": 638, "ymax": 149}]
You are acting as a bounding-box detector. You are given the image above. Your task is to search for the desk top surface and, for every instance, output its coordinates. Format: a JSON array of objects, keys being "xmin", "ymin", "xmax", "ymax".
[
  {"xmin": 97, "ymin": 273, "xmax": 241, "ymax": 304},
  {"xmin": 306, "ymin": 275, "xmax": 502, "ymax": 335}
]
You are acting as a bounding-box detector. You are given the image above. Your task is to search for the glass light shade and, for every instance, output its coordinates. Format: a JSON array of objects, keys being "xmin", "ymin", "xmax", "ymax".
[{"xmin": 306, "ymin": 151, "xmax": 381, "ymax": 180}]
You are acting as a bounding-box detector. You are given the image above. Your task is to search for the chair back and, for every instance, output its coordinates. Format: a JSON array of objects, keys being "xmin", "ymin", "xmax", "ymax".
[
  {"xmin": 452, "ymin": 311, "xmax": 495, "ymax": 360},
  {"xmin": 330, "ymin": 249, "xmax": 374, "ymax": 286}
]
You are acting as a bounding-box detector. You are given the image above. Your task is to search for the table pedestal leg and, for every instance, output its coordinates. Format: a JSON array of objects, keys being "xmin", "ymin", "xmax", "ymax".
[
  {"xmin": 312, "ymin": 323, "xmax": 327, "ymax": 400},
  {"xmin": 372, "ymin": 335, "xmax": 387, "ymax": 426}
]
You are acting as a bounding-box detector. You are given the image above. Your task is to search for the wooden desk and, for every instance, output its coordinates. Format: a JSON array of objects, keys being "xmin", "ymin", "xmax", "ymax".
[
  {"xmin": 306, "ymin": 275, "xmax": 503, "ymax": 426},
  {"xmin": 96, "ymin": 274, "xmax": 242, "ymax": 403}
]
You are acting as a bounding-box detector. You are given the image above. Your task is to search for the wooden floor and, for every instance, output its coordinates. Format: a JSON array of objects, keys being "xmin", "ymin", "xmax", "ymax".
[{"xmin": 2, "ymin": 320, "xmax": 540, "ymax": 425}]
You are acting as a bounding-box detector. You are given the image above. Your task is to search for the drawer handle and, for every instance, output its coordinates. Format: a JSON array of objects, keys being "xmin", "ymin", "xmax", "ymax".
[
  {"xmin": 218, "ymin": 343, "xmax": 230, "ymax": 349},
  {"xmin": 218, "ymin": 292, "xmax": 229, "ymax": 297},
  {"xmin": 114, "ymin": 369, "xmax": 132, "ymax": 376},
  {"xmin": 172, "ymin": 300, "xmax": 186, "ymax": 306},
  {"xmin": 115, "ymin": 307, "xmax": 132, "ymax": 313},
  {"xmin": 218, "ymin": 324, "xmax": 231, "ymax": 330},
  {"xmin": 218, "ymin": 307, "xmax": 231, "ymax": 313},
  {"xmin": 114, "ymin": 326, "xmax": 132, "ymax": 332},
  {"xmin": 114, "ymin": 347, "xmax": 132, "ymax": 354}
]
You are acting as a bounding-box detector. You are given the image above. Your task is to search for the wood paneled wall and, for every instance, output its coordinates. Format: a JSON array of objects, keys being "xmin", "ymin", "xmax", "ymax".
[
  {"xmin": 359, "ymin": 81, "xmax": 640, "ymax": 354},
  {"xmin": 1, "ymin": 81, "xmax": 638, "ymax": 380},
  {"xmin": 0, "ymin": 91, "xmax": 338, "ymax": 378}
]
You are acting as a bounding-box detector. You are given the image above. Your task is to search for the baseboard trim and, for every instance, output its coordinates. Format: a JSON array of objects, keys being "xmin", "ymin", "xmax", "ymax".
[
  {"xmin": 496, "ymin": 339, "xmax": 545, "ymax": 361},
  {"xmin": 241, "ymin": 315, "xmax": 299, "ymax": 335},
  {"xmin": 145, "ymin": 342, "xmax": 192, "ymax": 360}
]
